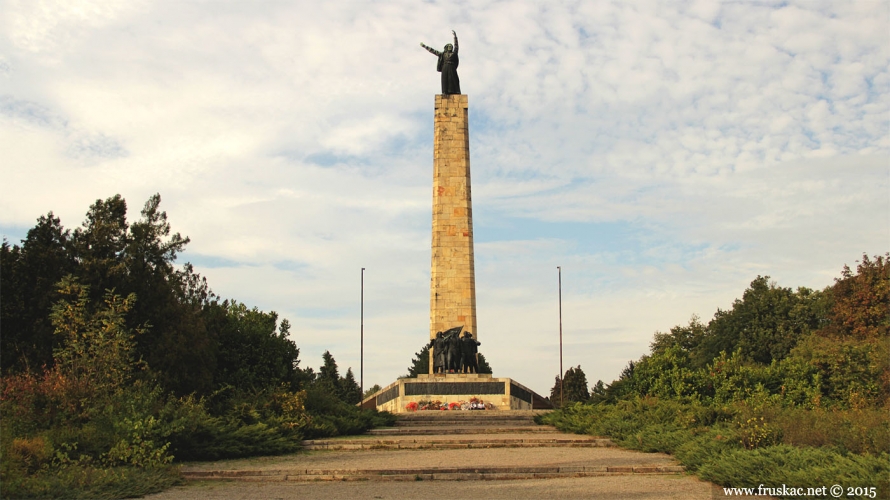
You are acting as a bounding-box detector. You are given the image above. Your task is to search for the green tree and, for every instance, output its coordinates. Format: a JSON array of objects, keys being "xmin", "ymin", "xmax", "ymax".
[
  {"xmin": 341, "ymin": 368, "xmax": 362, "ymax": 405},
  {"xmin": 403, "ymin": 344, "xmax": 430, "ymax": 377},
  {"xmin": 549, "ymin": 366, "xmax": 589, "ymax": 407},
  {"xmin": 71, "ymin": 195, "xmax": 130, "ymax": 301},
  {"xmin": 477, "ymin": 353, "xmax": 493, "ymax": 374},
  {"xmin": 363, "ymin": 384, "xmax": 382, "ymax": 399},
  {"xmin": 210, "ymin": 302, "xmax": 304, "ymax": 392},
  {"xmin": 693, "ymin": 276, "xmax": 823, "ymax": 366},
  {"xmin": 650, "ymin": 315, "xmax": 707, "ymax": 356},
  {"xmin": 120, "ymin": 194, "xmax": 211, "ymax": 395},
  {"xmin": 312, "ymin": 351, "xmax": 363, "ymax": 404},
  {"xmin": 589, "ymin": 380, "xmax": 607, "ymax": 403},
  {"xmin": 318, "ymin": 350, "xmax": 340, "ymax": 387},
  {"xmin": 1, "ymin": 214, "xmax": 76, "ymax": 374}
]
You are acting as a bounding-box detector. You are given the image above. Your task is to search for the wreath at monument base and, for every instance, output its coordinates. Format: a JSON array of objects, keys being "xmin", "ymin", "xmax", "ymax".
[{"xmin": 406, "ymin": 397, "xmax": 493, "ymax": 411}]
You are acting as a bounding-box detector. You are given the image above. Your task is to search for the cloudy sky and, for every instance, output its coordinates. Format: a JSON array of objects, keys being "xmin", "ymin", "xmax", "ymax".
[{"xmin": 2, "ymin": 0, "xmax": 887, "ymax": 396}]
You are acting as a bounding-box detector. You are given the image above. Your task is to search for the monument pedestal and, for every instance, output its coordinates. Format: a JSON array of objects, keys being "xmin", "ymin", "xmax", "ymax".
[{"xmin": 360, "ymin": 374, "xmax": 550, "ymax": 413}]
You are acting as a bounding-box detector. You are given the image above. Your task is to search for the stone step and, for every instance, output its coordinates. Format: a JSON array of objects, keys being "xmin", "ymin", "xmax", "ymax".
[
  {"xmin": 397, "ymin": 411, "xmax": 547, "ymax": 419},
  {"xmin": 395, "ymin": 417, "xmax": 540, "ymax": 425},
  {"xmin": 368, "ymin": 426, "xmax": 559, "ymax": 435},
  {"xmin": 301, "ymin": 436, "xmax": 614, "ymax": 451},
  {"xmin": 183, "ymin": 464, "xmax": 684, "ymax": 482}
]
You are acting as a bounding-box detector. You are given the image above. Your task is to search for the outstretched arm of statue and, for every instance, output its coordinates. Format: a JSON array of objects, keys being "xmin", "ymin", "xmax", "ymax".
[
  {"xmin": 452, "ymin": 30, "xmax": 458, "ymax": 54},
  {"xmin": 420, "ymin": 42, "xmax": 440, "ymax": 56}
]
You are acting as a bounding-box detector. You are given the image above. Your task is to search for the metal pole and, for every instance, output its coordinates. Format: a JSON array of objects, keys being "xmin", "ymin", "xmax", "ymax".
[
  {"xmin": 361, "ymin": 267, "xmax": 365, "ymax": 398},
  {"xmin": 558, "ymin": 266, "xmax": 563, "ymax": 407}
]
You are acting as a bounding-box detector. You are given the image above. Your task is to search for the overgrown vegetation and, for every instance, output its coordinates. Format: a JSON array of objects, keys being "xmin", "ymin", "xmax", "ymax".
[
  {"xmin": 540, "ymin": 254, "xmax": 889, "ymax": 499},
  {"xmin": 1, "ymin": 194, "xmax": 393, "ymax": 499}
]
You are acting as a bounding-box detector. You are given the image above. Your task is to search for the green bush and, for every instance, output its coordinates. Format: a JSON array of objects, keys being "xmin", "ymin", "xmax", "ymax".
[
  {"xmin": 1, "ymin": 463, "xmax": 181, "ymax": 500},
  {"xmin": 543, "ymin": 399, "xmax": 889, "ymax": 497},
  {"xmin": 167, "ymin": 388, "xmax": 305, "ymax": 461},
  {"xmin": 299, "ymin": 384, "xmax": 395, "ymax": 439},
  {"xmin": 167, "ymin": 385, "xmax": 396, "ymax": 459},
  {"xmin": 698, "ymin": 445, "xmax": 889, "ymax": 499}
]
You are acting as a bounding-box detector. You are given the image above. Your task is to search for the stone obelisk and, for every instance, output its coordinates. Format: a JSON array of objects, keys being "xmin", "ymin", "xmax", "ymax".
[{"xmin": 429, "ymin": 94, "xmax": 477, "ymax": 372}]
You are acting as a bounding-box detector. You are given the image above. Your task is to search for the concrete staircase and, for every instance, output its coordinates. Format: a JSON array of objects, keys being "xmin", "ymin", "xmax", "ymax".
[
  {"xmin": 302, "ymin": 411, "xmax": 612, "ymax": 450},
  {"xmin": 184, "ymin": 464, "xmax": 687, "ymax": 482},
  {"xmin": 181, "ymin": 410, "xmax": 686, "ymax": 482}
]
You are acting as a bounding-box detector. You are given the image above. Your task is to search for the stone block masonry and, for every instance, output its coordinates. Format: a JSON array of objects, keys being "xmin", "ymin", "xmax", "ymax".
[{"xmin": 430, "ymin": 94, "xmax": 477, "ymax": 353}]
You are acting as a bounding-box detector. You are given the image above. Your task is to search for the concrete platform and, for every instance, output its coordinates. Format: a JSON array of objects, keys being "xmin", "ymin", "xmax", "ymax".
[{"xmin": 360, "ymin": 375, "xmax": 552, "ymax": 412}]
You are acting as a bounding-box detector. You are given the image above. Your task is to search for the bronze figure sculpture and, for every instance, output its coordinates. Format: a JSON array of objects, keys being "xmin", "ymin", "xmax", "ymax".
[
  {"xmin": 460, "ymin": 332, "xmax": 481, "ymax": 373},
  {"xmin": 420, "ymin": 30, "xmax": 461, "ymax": 95}
]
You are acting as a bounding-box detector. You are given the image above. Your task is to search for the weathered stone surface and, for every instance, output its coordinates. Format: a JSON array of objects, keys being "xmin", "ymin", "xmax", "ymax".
[{"xmin": 430, "ymin": 94, "xmax": 477, "ymax": 360}]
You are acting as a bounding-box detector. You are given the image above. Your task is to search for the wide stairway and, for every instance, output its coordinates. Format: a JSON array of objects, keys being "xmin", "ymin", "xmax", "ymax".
[{"xmin": 182, "ymin": 410, "xmax": 685, "ymax": 482}]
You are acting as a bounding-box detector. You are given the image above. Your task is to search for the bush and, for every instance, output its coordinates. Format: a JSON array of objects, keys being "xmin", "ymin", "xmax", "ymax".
[
  {"xmin": 698, "ymin": 445, "xmax": 889, "ymax": 499},
  {"xmin": 1, "ymin": 463, "xmax": 181, "ymax": 500},
  {"xmin": 300, "ymin": 384, "xmax": 395, "ymax": 439},
  {"xmin": 167, "ymin": 388, "xmax": 305, "ymax": 461},
  {"xmin": 543, "ymin": 398, "xmax": 889, "ymax": 497}
]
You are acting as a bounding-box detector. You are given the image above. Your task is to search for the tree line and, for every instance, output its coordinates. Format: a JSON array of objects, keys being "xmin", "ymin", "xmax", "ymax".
[
  {"xmin": 1, "ymin": 193, "xmax": 364, "ymax": 400},
  {"xmin": 0, "ymin": 194, "xmax": 380, "ymax": 498},
  {"xmin": 541, "ymin": 254, "xmax": 889, "ymax": 496}
]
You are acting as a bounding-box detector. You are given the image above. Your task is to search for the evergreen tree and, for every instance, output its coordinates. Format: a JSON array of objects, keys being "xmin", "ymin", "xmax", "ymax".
[
  {"xmin": 341, "ymin": 368, "xmax": 362, "ymax": 405},
  {"xmin": 404, "ymin": 344, "xmax": 430, "ymax": 377},
  {"xmin": 589, "ymin": 380, "xmax": 607, "ymax": 403},
  {"xmin": 549, "ymin": 375, "xmax": 563, "ymax": 407},
  {"xmin": 477, "ymin": 353, "xmax": 493, "ymax": 374},
  {"xmin": 314, "ymin": 350, "xmax": 342, "ymax": 400},
  {"xmin": 209, "ymin": 302, "xmax": 305, "ymax": 393},
  {"xmin": 549, "ymin": 365, "xmax": 589, "ymax": 407},
  {"xmin": 1, "ymin": 214, "xmax": 76, "ymax": 373},
  {"xmin": 318, "ymin": 350, "xmax": 340, "ymax": 386}
]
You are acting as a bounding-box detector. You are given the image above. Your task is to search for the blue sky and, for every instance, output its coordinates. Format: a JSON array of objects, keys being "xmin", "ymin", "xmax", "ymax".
[{"xmin": 1, "ymin": 0, "xmax": 888, "ymax": 396}]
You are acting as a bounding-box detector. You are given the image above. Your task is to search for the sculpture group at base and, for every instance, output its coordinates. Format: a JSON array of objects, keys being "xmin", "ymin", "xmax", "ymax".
[{"xmin": 430, "ymin": 326, "xmax": 481, "ymax": 374}]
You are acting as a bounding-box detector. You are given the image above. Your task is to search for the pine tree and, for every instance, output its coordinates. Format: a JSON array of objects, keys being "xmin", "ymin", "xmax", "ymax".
[
  {"xmin": 341, "ymin": 368, "xmax": 362, "ymax": 405},
  {"xmin": 549, "ymin": 365, "xmax": 589, "ymax": 407},
  {"xmin": 318, "ymin": 350, "xmax": 340, "ymax": 390},
  {"xmin": 404, "ymin": 344, "xmax": 430, "ymax": 377},
  {"xmin": 477, "ymin": 353, "xmax": 493, "ymax": 374}
]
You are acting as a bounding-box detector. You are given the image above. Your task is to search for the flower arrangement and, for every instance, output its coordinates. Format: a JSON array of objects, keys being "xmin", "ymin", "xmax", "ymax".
[{"xmin": 407, "ymin": 397, "xmax": 493, "ymax": 411}]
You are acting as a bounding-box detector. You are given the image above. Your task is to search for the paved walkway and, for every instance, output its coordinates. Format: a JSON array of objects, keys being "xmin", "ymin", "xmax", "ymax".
[
  {"xmin": 142, "ymin": 411, "xmax": 725, "ymax": 499},
  {"xmin": 146, "ymin": 476, "xmax": 721, "ymax": 499}
]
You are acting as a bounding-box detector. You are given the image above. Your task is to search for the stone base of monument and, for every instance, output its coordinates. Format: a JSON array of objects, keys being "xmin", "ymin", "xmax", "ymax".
[{"xmin": 360, "ymin": 374, "xmax": 552, "ymax": 413}]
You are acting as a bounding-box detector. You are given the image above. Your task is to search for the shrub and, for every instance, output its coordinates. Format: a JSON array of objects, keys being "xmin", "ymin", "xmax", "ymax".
[
  {"xmin": 698, "ymin": 445, "xmax": 889, "ymax": 499},
  {"xmin": 1, "ymin": 463, "xmax": 181, "ymax": 500}
]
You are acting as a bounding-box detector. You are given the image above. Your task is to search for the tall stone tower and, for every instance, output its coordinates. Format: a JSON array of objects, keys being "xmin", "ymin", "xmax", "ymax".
[
  {"xmin": 358, "ymin": 92, "xmax": 551, "ymax": 411},
  {"xmin": 429, "ymin": 94, "xmax": 477, "ymax": 363}
]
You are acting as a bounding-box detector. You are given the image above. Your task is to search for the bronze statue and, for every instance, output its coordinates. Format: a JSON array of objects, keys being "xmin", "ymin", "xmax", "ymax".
[
  {"xmin": 460, "ymin": 332, "xmax": 481, "ymax": 373},
  {"xmin": 430, "ymin": 331, "xmax": 447, "ymax": 374},
  {"xmin": 430, "ymin": 326, "xmax": 464, "ymax": 374},
  {"xmin": 446, "ymin": 329, "xmax": 462, "ymax": 372},
  {"xmin": 420, "ymin": 30, "xmax": 461, "ymax": 95}
]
